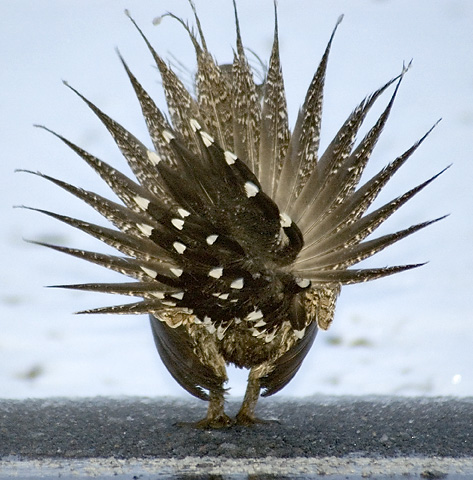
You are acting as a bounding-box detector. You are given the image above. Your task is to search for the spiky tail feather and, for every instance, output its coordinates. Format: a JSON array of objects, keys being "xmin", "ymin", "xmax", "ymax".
[{"xmin": 22, "ymin": 3, "xmax": 445, "ymax": 339}]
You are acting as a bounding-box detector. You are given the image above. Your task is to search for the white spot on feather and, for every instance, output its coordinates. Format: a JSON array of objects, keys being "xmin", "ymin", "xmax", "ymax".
[
  {"xmin": 246, "ymin": 309, "xmax": 263, "ymax": 322},
  {"xmin": 202, "ymin": 316, "xmax": 215, "ymax": 333},
  {"xmin": 206, "ymin": 234, "xmax": 218, "ymax": 245},
  {"xmin": 171, "ymin": 218, "xmax": 185, "ymax": 230},
  {"xmin": 254, "ymin": 319, "xmax": 267, "ymax": 328},
  {"xmin": 209, "ymin": 267, "xmax": 223, "ymax": 279},
  {"xmin": 251, "ymin": 328, "xmax": 263, "ymax": 337},
  {"xmin": 230, "ymin": 278, "xmax": 244, "ymax": 289},
  {"xmin": 224, "ymin": 151, "xmax": 237, "ymax": 165},
  {"xmin": 200, "ymin": 131, "xmax": 214, "ymax": 147},
  {"xmin": 141, "ymin": 266, "xmax": 157, "ymax": 278},
  {"xmin": 171, "ymin": 291, "xmax": 184, "ymax": 300},
  {"xmin": 264, "ymin": 329, "xmax": 277, "ymax": 343},
  {"xmin": 206, "ymin": 324, "xmax": 216, "ymax": 334},
  {"xmin": 296, "ymin": 278, "xmax": 311, "ymax": 289},
  {"xmin": 137, "ymin": 223, "xmax": 153, "ymax": 237},
  {"xmin": 216, "ymin": 324, "xmax": 227, "ymax": 340},
  {"xmin": 280, "ymin": 213, "xmax": 292, "ymax": 228},
  {"xmin": 162, "ymin": 130, "xmax": 175, "ymax": 143},
  {"xmin": 178, "ymin": 208, "xmax": 190, "ymax": 218},
  {"xmin": 173, "ymin": 242, "xmax": 187, "ymax": 254},
  {"xmin": 170, "ymin": 267, "xmax": 183, "ymax": 277},
  {"xmin": 244, "ymin": 181, "xmax": 259, "ymax": 198},
  {"xmin": 151, "ymin": 292, "xmax": 165, "ymax": 299},
  {"xmin": 147, "ymin": 150, "xmax": 161, "ymax": 165},
  {"xmin": 134, "ymin": 196, "xmax": 150, "ymax": 210},
  {"xmin": 190, "ymin": 118, "xmax": 201, "ymax": 132},
  {"xmin": 293, "ymin": 328, "xmax": 306, "ymax": 339}
]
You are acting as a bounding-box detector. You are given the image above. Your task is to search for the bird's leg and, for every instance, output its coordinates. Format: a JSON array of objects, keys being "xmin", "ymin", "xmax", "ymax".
[
  {"xmin": 236, "ymin": 372, "xmax": 260, "ymax": 425},
  {"xmin": 191, "ymin": 388, "xmax": 234, "ymax": 429},
  {"xmin": 236, "ymin": 365, "xmax": 277, "ymax": 425}
]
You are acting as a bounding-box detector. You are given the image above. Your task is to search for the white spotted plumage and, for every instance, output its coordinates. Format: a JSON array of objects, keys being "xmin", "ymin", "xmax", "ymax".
[
  {"xmin": 170, "ymin": 267, "xmax": 183, "ymax": 278},
  {"xmin": 141, "ymin": 266, "xmax": 157, "ymax": 278},
  {"xmin": 208, "ymin": 267, "xmax": 223, "ymax": 279},
  {"xmin": 137, "ymin": 223, "xmax": 153, "ymax": 237},
  {"xmin": 244, "ymin": 181, "xmax": 259, "ymax": 198},
  {"xmin": 146, "ymin": 150, "xmax": 161, "ymax": 166},
  {"xmin": 200, "ymin": 131, "xmax": 214, "ymax": 147},
  {"xmin": 230, "ymin": 278, "xmax": 244, "ymax": 289},
  {"xmin": 171, "ymin": 218, "xmax": 185, "ymax": 230},
  {"xmin": 206, "ymin": 234, "xmax": 218, "ymax": 245},
  {"xmin": 177, "ymin": 208, "xmax": 190, "ymax": 218},
  {"xmin": 22, "ymin": 0, "xmax": 445, "ymax": 427},
  {"xmin": 134, "ymin": 196, "xmax": 150, "ymax": 210},
  {"xmin": 162, "ymin": 130, "xmax": 175, "ymax": 143},
  {"xmin": 224, "ymin": 150, "xmax": 237, "ymax": 165},
  {"xmin": 246, "ymin": 309, "xmax": 264, "ymax": 322},
  {"xmin": 173, "ymin": 241, "xmax": 187, "ymax": 254}
]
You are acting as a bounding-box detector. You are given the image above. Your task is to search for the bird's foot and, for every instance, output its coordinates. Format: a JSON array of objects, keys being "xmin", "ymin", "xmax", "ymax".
[
  {"xmin": 178, "ymin": 412, "xmax": 235, "ymax": 429},
  {"xmin": 235, "ymin": 412, "xmax": 280, "ymax": 426}
]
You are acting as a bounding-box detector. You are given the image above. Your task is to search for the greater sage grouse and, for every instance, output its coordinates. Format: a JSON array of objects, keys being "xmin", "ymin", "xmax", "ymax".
[{"xmin": 24, "ymin": 2, "xmax": 445, "ymax": 427}]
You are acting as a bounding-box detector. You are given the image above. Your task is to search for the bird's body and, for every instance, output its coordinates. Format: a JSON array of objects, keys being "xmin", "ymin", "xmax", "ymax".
[{"xmin": 24, "ymin": 1, "xmax": 444, "ymax": 427}]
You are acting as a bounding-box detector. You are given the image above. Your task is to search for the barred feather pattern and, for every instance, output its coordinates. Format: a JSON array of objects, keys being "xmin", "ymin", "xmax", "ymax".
[{"xmin": 23, "ymin": 1, "xmax": 445, "ymax": 426}]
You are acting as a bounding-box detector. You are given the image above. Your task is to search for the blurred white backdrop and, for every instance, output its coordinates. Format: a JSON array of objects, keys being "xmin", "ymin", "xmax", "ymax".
[{"xmin": 1, "ymin": 0, "xmax": 472, "ymax": 399}]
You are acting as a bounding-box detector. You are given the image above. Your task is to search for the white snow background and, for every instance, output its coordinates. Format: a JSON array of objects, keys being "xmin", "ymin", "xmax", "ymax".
[{"xmin": 1, "ymin": 0, "xmax": 472, "ymax": 400}]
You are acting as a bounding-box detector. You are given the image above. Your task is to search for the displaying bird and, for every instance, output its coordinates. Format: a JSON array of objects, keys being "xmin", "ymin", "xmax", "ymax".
[{"xmin": 22, "ymin": 1, "xmax": 445, "ymax": 428}]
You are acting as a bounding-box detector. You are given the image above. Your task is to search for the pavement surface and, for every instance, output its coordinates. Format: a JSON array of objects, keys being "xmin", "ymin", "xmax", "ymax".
[{"xmin": 1, "ymin": 396, "xmax": 472, "ymax": 478}]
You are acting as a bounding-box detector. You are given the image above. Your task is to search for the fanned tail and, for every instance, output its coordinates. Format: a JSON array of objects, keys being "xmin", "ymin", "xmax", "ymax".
[{"xmin": 23, "ymin": 3, "xmax": 445, "ymax": 346}]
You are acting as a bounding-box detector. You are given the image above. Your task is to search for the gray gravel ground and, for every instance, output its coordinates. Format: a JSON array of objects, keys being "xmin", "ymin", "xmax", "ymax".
[{"xmin": 1, "ymin": 396, "xmax": 472, "ymax": 478}]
